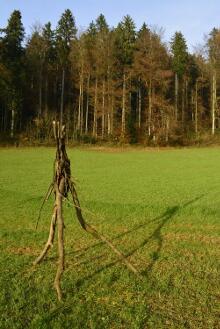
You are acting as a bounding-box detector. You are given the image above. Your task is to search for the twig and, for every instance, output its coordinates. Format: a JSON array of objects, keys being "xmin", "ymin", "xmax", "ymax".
[{"xmin": 35, "ymin": 182, "xmax": 54, "ymax": 229}]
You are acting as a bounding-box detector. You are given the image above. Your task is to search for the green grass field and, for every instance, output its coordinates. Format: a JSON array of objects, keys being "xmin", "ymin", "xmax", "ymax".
[{"xmin": 0, "ymin": 147, "xmax": 220, "ymax": 329}]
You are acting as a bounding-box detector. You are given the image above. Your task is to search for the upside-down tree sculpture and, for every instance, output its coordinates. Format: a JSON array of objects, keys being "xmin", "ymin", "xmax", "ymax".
[{"xmin": 33, "ymin": 121, "xmax": 139, "ymax": 300}]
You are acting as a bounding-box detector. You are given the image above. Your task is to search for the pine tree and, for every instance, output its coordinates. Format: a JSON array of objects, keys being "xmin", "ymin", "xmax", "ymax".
[
  {"xmin": 56, "ymin": 9, "xmax": 77, "ymax": 125},
  {"xmin": 114, "ymin": 15, "xmax": 136, "ymax": 138},
  {"xmin": 1, "ymin": 10, "xmax": 25, "ymax": 137},
  {"xmin": 170, "ymin": 32, "xmax": 188, "ymax": 121},
  {"xmin": 42, "ymin": 22, "xmax": 56, "ymax": 117},
  {"xmin": 207, "ymin": 28, "xmax": 220, "ymax": 135}
]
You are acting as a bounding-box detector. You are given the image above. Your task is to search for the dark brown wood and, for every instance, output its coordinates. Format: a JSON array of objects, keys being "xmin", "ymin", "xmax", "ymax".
[{"xmin": 33, "ymin": 121, "xmax": 140, "ymax": 301}]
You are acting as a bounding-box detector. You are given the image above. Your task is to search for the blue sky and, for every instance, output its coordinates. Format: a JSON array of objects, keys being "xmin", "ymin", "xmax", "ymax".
[{"xmin": 0, "ymin": 0, "xmax": 220, "ymax": 51}]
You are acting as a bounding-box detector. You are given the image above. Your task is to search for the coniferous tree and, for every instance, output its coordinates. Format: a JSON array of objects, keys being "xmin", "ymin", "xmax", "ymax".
[
  {"xmin": 1, "ymin": 10, "xmax": 25, "ymax": 137},
  {"xmin": 56, "ymin": 9, "xmax": 77, "ymax": 125},
  {"xmin": 114, "ymin": 15, "xmax": 136, "ymax": 138},
  {"xmin": 207, "ymin": 28, "xmax": 220, "ymax": 135},
  {"xmin": 170, "ymin": 32, "xmax": 188, "ymax": 122}
]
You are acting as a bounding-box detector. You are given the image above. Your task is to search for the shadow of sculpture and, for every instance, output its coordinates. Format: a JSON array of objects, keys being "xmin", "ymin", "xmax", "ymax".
[{"xmin": 71, "ymin": 195, "xmax": 204, "ymax": 288}]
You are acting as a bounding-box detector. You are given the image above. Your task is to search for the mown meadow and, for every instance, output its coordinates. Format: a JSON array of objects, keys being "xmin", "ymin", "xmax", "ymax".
[{"xmin": 0, "ymin": 147, "xmax": 219, "ymax": 328}]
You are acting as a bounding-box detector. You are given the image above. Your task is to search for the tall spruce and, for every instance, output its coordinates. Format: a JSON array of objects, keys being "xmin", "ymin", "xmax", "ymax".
[
  {"xmin": 207, "ymin": 28, "xmax": 220, "ymax": 135},
  {"xmin": 114, "ymin": 15, "xmax": 136, "ymax": 138},
  {"xmin": 1, "ymin": 10, "xmax": 25, "ymax": 137},
  {"xmin": 56, "ymin": 9, "xmax": 77, "ymax": 126},
  {"xmin": 170, "ymin": 32, "xmax": 188, "ymax": 121}
]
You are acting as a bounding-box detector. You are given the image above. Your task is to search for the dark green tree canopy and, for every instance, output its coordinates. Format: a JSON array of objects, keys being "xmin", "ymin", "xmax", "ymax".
[
  {"xmin": 1, "ymin": 10, "xmax": 24, "ymax": 67},
  {"xmin": 170, "ymin": 31, "xmax": 188, "ymax": 77},
  {"xmin": 95, "ymin": 14, "xmax": 109, "ymax": 33},
  {"xmin": 56, "ymin": 9, "xmax": 77, "ymax": 67},
  {"xmin": 42, "ymin": 22, "xmax": 56, "ymax": 63},
  {"xmin": 115, "ymin": 15, "xmax": 136, "ymax": 67}
]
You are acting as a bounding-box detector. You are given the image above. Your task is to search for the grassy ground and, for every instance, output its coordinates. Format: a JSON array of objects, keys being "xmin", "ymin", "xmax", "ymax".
[{"xmin": 0, "ymin": 147, "xmax": 220, "ymax": 329}]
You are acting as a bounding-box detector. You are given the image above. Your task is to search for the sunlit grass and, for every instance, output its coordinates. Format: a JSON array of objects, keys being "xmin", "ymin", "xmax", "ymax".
[{"xmin": 0, "ymin": 147, "xmax": 219, "ymax": 328}]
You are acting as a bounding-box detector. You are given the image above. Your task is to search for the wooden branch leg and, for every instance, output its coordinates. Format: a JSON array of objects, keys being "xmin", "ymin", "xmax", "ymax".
[
  {"xmin": 54, "ymin": 179, "xmax": 65, "ymax": 301},
  {"xmin": 33, "ymin": 205, "xmax": 57, "ymax": 265}
]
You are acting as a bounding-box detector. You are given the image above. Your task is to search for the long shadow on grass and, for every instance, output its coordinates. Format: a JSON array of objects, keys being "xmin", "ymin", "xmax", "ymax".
[{"xmin": 74, "ymin": 195, "xmax": 204, "ymax": 287}]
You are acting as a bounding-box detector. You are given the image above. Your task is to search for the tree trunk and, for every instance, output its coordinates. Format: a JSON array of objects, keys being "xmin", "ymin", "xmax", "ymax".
[
  {"xmin": 148, "ymin": 80, "xmax": 152, "ymax": 137},
  {"xmin": 80, "ymin": 77, "xmax": 84, "ymax": 135},
  {"xmin": 107, "ymin": 77, "xmax": 111, "ymax": 136},
  {"xmin": 45, "ymin": 75, "xmax": 48, "ymax": 118},
  {"xmin": 121, "ymin": 73, "xmax": 126, "ymax": 138},
  {"xmin": 211, "ymin": 71, "xmax": 216, "ymax": 135},
  {"xmin": 138, "ymin": 87, "xmax": 141, "ymax": 129},
  {"xmin": 39, "ymin": 68, "xmax": 42, "ymax": 118},
  {"xmin": 77, "ymin": 75, "xmax": 82, "ymax": 132},
  {"xmin": 10, "ymin": 107, "xmax": 15, "ymax": 138},
  {"xmin": 85, "ymin": 74, "xmax": 90, "ymax": 134},
  {"xmin": 175, "ymin": 73, "xmax": 178, "ymax": 121},
  {"xmin": 185, "ymin": 79, "xmax": 188, "ymax": 113},
  {"xmin": 60, "ymin": 68, "xmax": 65, "ymax": 127},
  {"xmin": 181, "ymin": 81, "xmax": 185, "ymax": 124},
  {"xmin": 165, "ymin": 116, "xmax": 169, "ymax": 142},
  {"xmin": 110, "ymin": 94, "xmax": 114, "ymax": 135},
  {"xmin": 93, "ymin": 78, "xmax": 98, "ymax": 137},
  {"xmin": 101, "ymin": 79, "xmax": 105, "ymax": 139},
  {"xmin": 195, "ymin": 80, "xmax": 198, "ymax": 136}
]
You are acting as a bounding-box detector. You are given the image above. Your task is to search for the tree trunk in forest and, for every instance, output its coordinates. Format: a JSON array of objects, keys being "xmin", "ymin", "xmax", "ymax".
[
  {"xmin": 93, "ymin": 78, "xmax": 98, "ymax": 137},
  {"xmin": 10, "ymin": 107, "xmax": 15, "ymax": 138},
  {"xmin": 121, "ymin": 73, "xmax": 126, "ymax": 138},
  {"xmin": 107, "ymin": 77, "xmax": 111, "ymax": 136},
  {"xmin": 138, "ymin": 87, "xmax": 141, "ymax": 129},
  {"xmin": 66, "ymin": 105, "xmax": 70, "ymax": 143},
  {"xmin": 181, "ymin": 82, "xmax": 185, "ymax": 124},
  {"xmin": 148, "ymin": 80, "xmax": 152, "ymax": 137},
  {"xmin": 85, "ymin": 75, "xmax": 90, "ymax": 134},
  {"xmin": 175, "ymin": 73, "xmax": 178, "ymax": 121},
  {"xmin": 102, "ymin": 80, "xmax": 105, "ymax": 139},
  {"xmin": 185, "ymin": 79, "xmax": 188, "ymax": 113},
  {"xmin": 80, "ymin": 77, "xmax": 84, "ymax": 135},
  {"xmin": 45, "ymin": 76, "xmax": 48, "ymax": 118},
  {"xmin": 165, "ymin": 116, "xmax": 169, "ymax": 142},
  {"xmin": 110, "ymin": 94, "xmax": 114, "ymax": 135},
  {"xmin": 60, "ymin": 68, "xmax": 65, "ymax": 127},
  {"xmin": 77, "ymin": 75, "xmax": 82, "ymax": 132},
  {"xmin": 211, "ymin": 71, "xmax": 216, "ymax": 135},
  {"xmin": 39, "ymin": 69, "xmax": 42, "ymax": 118},
  {"xmin": 195, "ymin": 80, "xmax": 198, "ymax": 136}
]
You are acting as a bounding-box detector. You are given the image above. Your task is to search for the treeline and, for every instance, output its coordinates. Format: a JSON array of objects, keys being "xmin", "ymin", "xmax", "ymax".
[{"xmin": 0, "ymin": 9, "xmax": 220, "ymax": 145}]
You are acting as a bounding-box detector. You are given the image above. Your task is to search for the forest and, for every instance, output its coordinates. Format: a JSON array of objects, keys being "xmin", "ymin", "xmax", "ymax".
[{"xmin": 0, "ymin": 9, "xmax": 220, "ymax": 145}]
